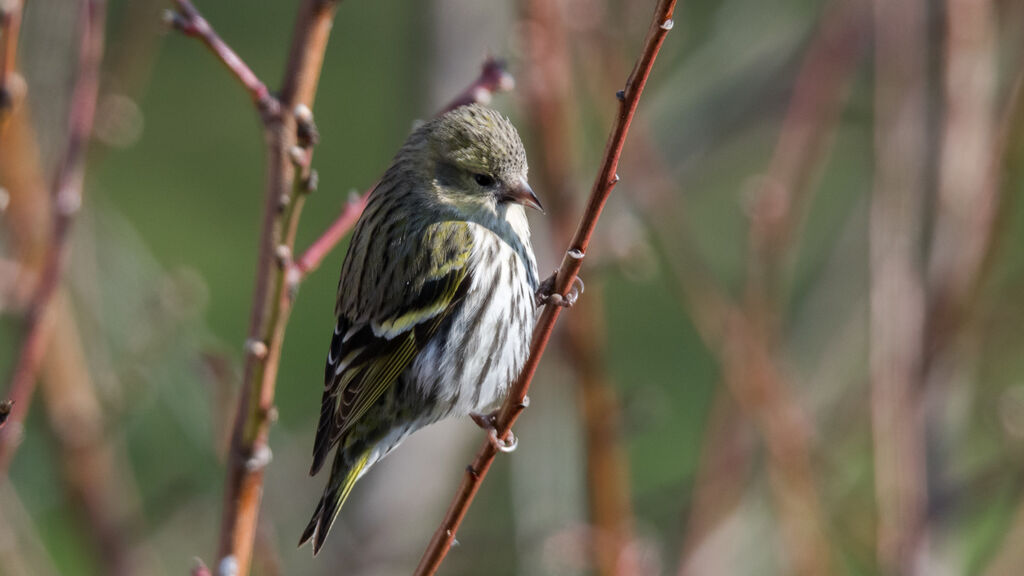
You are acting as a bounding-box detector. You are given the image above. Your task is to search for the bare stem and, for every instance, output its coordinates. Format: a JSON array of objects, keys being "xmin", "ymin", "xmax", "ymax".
[
  {"xmin": 0, "ymin": 0, "xmax": 106, "ymax": 475},
  {"xmin": 167, "ymin": 0, "xmax": 279, "ymax": 120},
  {"xmin": 205, "ymin": 1, "xmax": 339, "ymax": 573},
  {"xmin": 413, "ymin": 2, "xmax": 677, "ymax": 574}
]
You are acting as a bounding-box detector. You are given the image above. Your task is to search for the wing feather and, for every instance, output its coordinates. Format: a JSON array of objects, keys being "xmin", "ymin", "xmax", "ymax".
[{"xmin": 309, "ymin": 220, "xmax": 474, "ymax": 476}]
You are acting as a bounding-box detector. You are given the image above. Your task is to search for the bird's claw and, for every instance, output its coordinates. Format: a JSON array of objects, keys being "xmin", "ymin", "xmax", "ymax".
[
  {"xmin": 488, "ymin": 428, "xmax": 518, "ymax": 453},
  {"xmin": 535, "ymin": 271, "xmax": 584, "ymax": 308},
  {"xmin": 470, "ymin": 411, "xmax": 518, "ymax": 453}
]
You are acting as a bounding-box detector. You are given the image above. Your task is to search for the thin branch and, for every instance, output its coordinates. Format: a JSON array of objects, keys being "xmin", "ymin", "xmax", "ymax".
[
  {"xmin": 413, "ymin": 2, "xmax": 677, "ymax": 574},
  {"xmin": 293, "ymin": 56, "xmax": 516, "ymax": 278},
  {"xmin": 0, "ymin": 0, "xmax": 106, "ymax": 474},
  {"xmin": 870, "ymin": 0, "xmax": 930, "ymax": 571},
  {"xmin": 925, "ymin": 0, "xmax": 1000, "ymax": 360},
  {"xmin": 293, "ymin": 191, "xmax": 367, "ymax": 276},
  {"xmin": 438, "ymin": 56, "xmax": 514, "ymax": 115},
  {"xmin": 208, "ymin": 1, "xmax": 339, "ymax": 571},
  {"xmin": 167, "ymin": 1, "xmax": 340, "ymax": 572},
  {"xmin": 166, "ymin": 0, "xmax": 279, "ymax": 120}
]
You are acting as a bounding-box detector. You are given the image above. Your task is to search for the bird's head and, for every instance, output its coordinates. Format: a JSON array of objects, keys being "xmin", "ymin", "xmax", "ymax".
[{"xmin": 421, "ymin": 104, "xmax": 542, "ymax": 215}]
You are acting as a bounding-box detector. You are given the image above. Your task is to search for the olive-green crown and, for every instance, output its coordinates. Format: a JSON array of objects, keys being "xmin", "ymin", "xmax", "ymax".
[{"xmin": 424, "ymin": 103, "xmax": 527, "ymax": 181}]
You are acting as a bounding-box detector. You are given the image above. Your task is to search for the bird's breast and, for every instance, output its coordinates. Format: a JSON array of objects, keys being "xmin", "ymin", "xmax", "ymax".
[{"xmin": 410, "ymin": 223, "xmax": 538, "ymax": 417}]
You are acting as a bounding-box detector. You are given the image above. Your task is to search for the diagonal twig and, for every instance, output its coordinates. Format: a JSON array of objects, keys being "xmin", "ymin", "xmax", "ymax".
[
  {"xmin": 165, "ymin": 1, "xmax": 279, "ymax": 120},
  {"xmin": 413, "ymin": 1, "xmax": 677, "ymax": 574}
]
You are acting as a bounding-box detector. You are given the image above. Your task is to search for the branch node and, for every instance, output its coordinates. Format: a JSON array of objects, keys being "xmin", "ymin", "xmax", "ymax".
[
  {"xmin": 263, "ymin": 405, "xmax": 279, "ymax": 423},
  {"xmin": 162, "ymin": 9, "xmax": 189, "ymax": 33},
  {"xmin": 465, "ymin": 464, "xmax": 479, "ymax": 479},
  {"xmin": 612, "ymin": 173, "xmax": 621, "ymax": 184},
  {"xmin": 660, "ymin": 18, "xmax": 675, "ymax": 31},
  {"xmin": 216, "ymin": 555, "xmax": 239, "ymax": 576},
  {"xmin": 244, "ymin": 339, "xmax": 268, "ymax": 359},
  {"xmin": 303, "ymin": 169, "xmax": 319, "ymax": 194},
  {"xmin": 294, "ymin": 104, "xmax": 320, "ymax": 148},
  {"xmin": 244, "ymin": 444, "xmax": 273, "ymax": 472},
  {"xmin": 519, "ymin": 395, "xmax": 530, "ymax": 409},
  {"xmin": 256, "ymin": 95, "xmax": 282, "ymax": 124},
  {"xmin": 567, "ymin": 248, "xmax": 584, "ymax": 260},
  {"xmin": 275, "ymin": 244, "xmax": 292, "ymax": 268},
  {"xmin": 616, "ymin": 90, "xmax": 626, "ymax": 101},
  {"xmin": 56, "ymin": 188, "xmax": 82, "ymax": 216},
  {"xmin": 285, "ymin": 266, "xmax": 302, "ymax": 301},
  {"xmin": 277, "ymin": 193, "xmax": 291, "ymax": 213},
  {"xmin": 288, "ymin": 145, "xmax": 307, "ymax": 168}
]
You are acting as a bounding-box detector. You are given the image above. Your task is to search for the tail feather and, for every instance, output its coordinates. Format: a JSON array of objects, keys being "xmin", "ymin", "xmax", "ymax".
[
  {"xmin": 309, "ymin": 385, "xmax": 337, "ymax": 476},
  {"xmin": 299, "ymin": 448, "xmax": 370, "ymax": 554}
]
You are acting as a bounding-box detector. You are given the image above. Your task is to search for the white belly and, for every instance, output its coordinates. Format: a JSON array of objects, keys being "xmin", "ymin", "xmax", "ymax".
[{"xmin": 410, "ymin": 222, "xmax": 538, "ymax": 417}]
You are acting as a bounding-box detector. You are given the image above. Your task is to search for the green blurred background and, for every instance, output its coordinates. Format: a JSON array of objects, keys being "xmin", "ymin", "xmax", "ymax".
[{"xmin": 3, "ymin": 0, "xmax": 1024, "ymax": 575}]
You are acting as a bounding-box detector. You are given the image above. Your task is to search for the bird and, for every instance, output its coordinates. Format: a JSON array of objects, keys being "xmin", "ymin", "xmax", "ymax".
[{"xmin": 300, "ymin": 103, "xmax": 544, "ymax": 554}]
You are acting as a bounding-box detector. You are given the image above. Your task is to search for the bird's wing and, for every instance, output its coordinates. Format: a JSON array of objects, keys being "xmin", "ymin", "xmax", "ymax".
[{"xmin": 309, "ymin": 219, "xmax": 475, "ymax": 475}]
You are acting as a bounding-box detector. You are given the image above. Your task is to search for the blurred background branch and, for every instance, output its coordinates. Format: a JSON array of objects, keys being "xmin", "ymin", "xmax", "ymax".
[{"xmin": 0, "ymin": 0, "xmax": 105, "ymax": 474}]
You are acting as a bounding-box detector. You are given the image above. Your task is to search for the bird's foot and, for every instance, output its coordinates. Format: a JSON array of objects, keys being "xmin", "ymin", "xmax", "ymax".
[
  {"xmin": 470, "ymin": 410, "xmax": 518, "ymax": 453},
  {"xmin": 535, "ymin": 270, "xmax": 585, "ymax": 308}
]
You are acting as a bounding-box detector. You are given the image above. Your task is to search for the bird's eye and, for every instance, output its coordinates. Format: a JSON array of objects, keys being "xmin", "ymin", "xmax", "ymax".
[{"xmin": 474, "ymin": 173, "xmax": 496, "ymax": 187}]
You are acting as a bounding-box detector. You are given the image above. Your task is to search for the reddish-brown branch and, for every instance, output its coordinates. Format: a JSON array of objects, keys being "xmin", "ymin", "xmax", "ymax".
[
  {"xmin": 0, "ymin": 0, "xmax": 106, "ymax": 474},
  {"xmin": 198, "ymin": 2, "xmax": 338, "ymax": 573},
  {"xmin": 293, "ymin": 57, "xmax": 516, "ymax": 278},
  {"xmin": 413, "ymin": 2, "xmax": 676, "ymax": 574},
  {"xmin": 167, "ymin": 0, "xmax": 279, "ymax": 119},
  {"xmin": 293, "ymin": 192, "xmax": 368, "ymax": 276},
  {"xmin": 438, "ymin": 57, "xmax": 515, "ymax": 115}
]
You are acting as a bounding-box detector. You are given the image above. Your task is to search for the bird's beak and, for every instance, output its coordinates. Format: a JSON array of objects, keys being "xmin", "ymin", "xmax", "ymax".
[{"xmin": 501, "ymin": 178, "xmax": 544, "ymax": 213}]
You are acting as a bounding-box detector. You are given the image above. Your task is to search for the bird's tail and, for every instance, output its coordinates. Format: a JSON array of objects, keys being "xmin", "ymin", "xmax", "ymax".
[{"xmin": 299, "ymin": 448, "xmax": 370, "ymax": 555}]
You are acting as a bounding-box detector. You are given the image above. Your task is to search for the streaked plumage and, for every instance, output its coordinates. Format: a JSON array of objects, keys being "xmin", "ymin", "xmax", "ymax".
[{"xmin": 300, "ymin": 104, "xmax": 541, "ymax": 553}]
